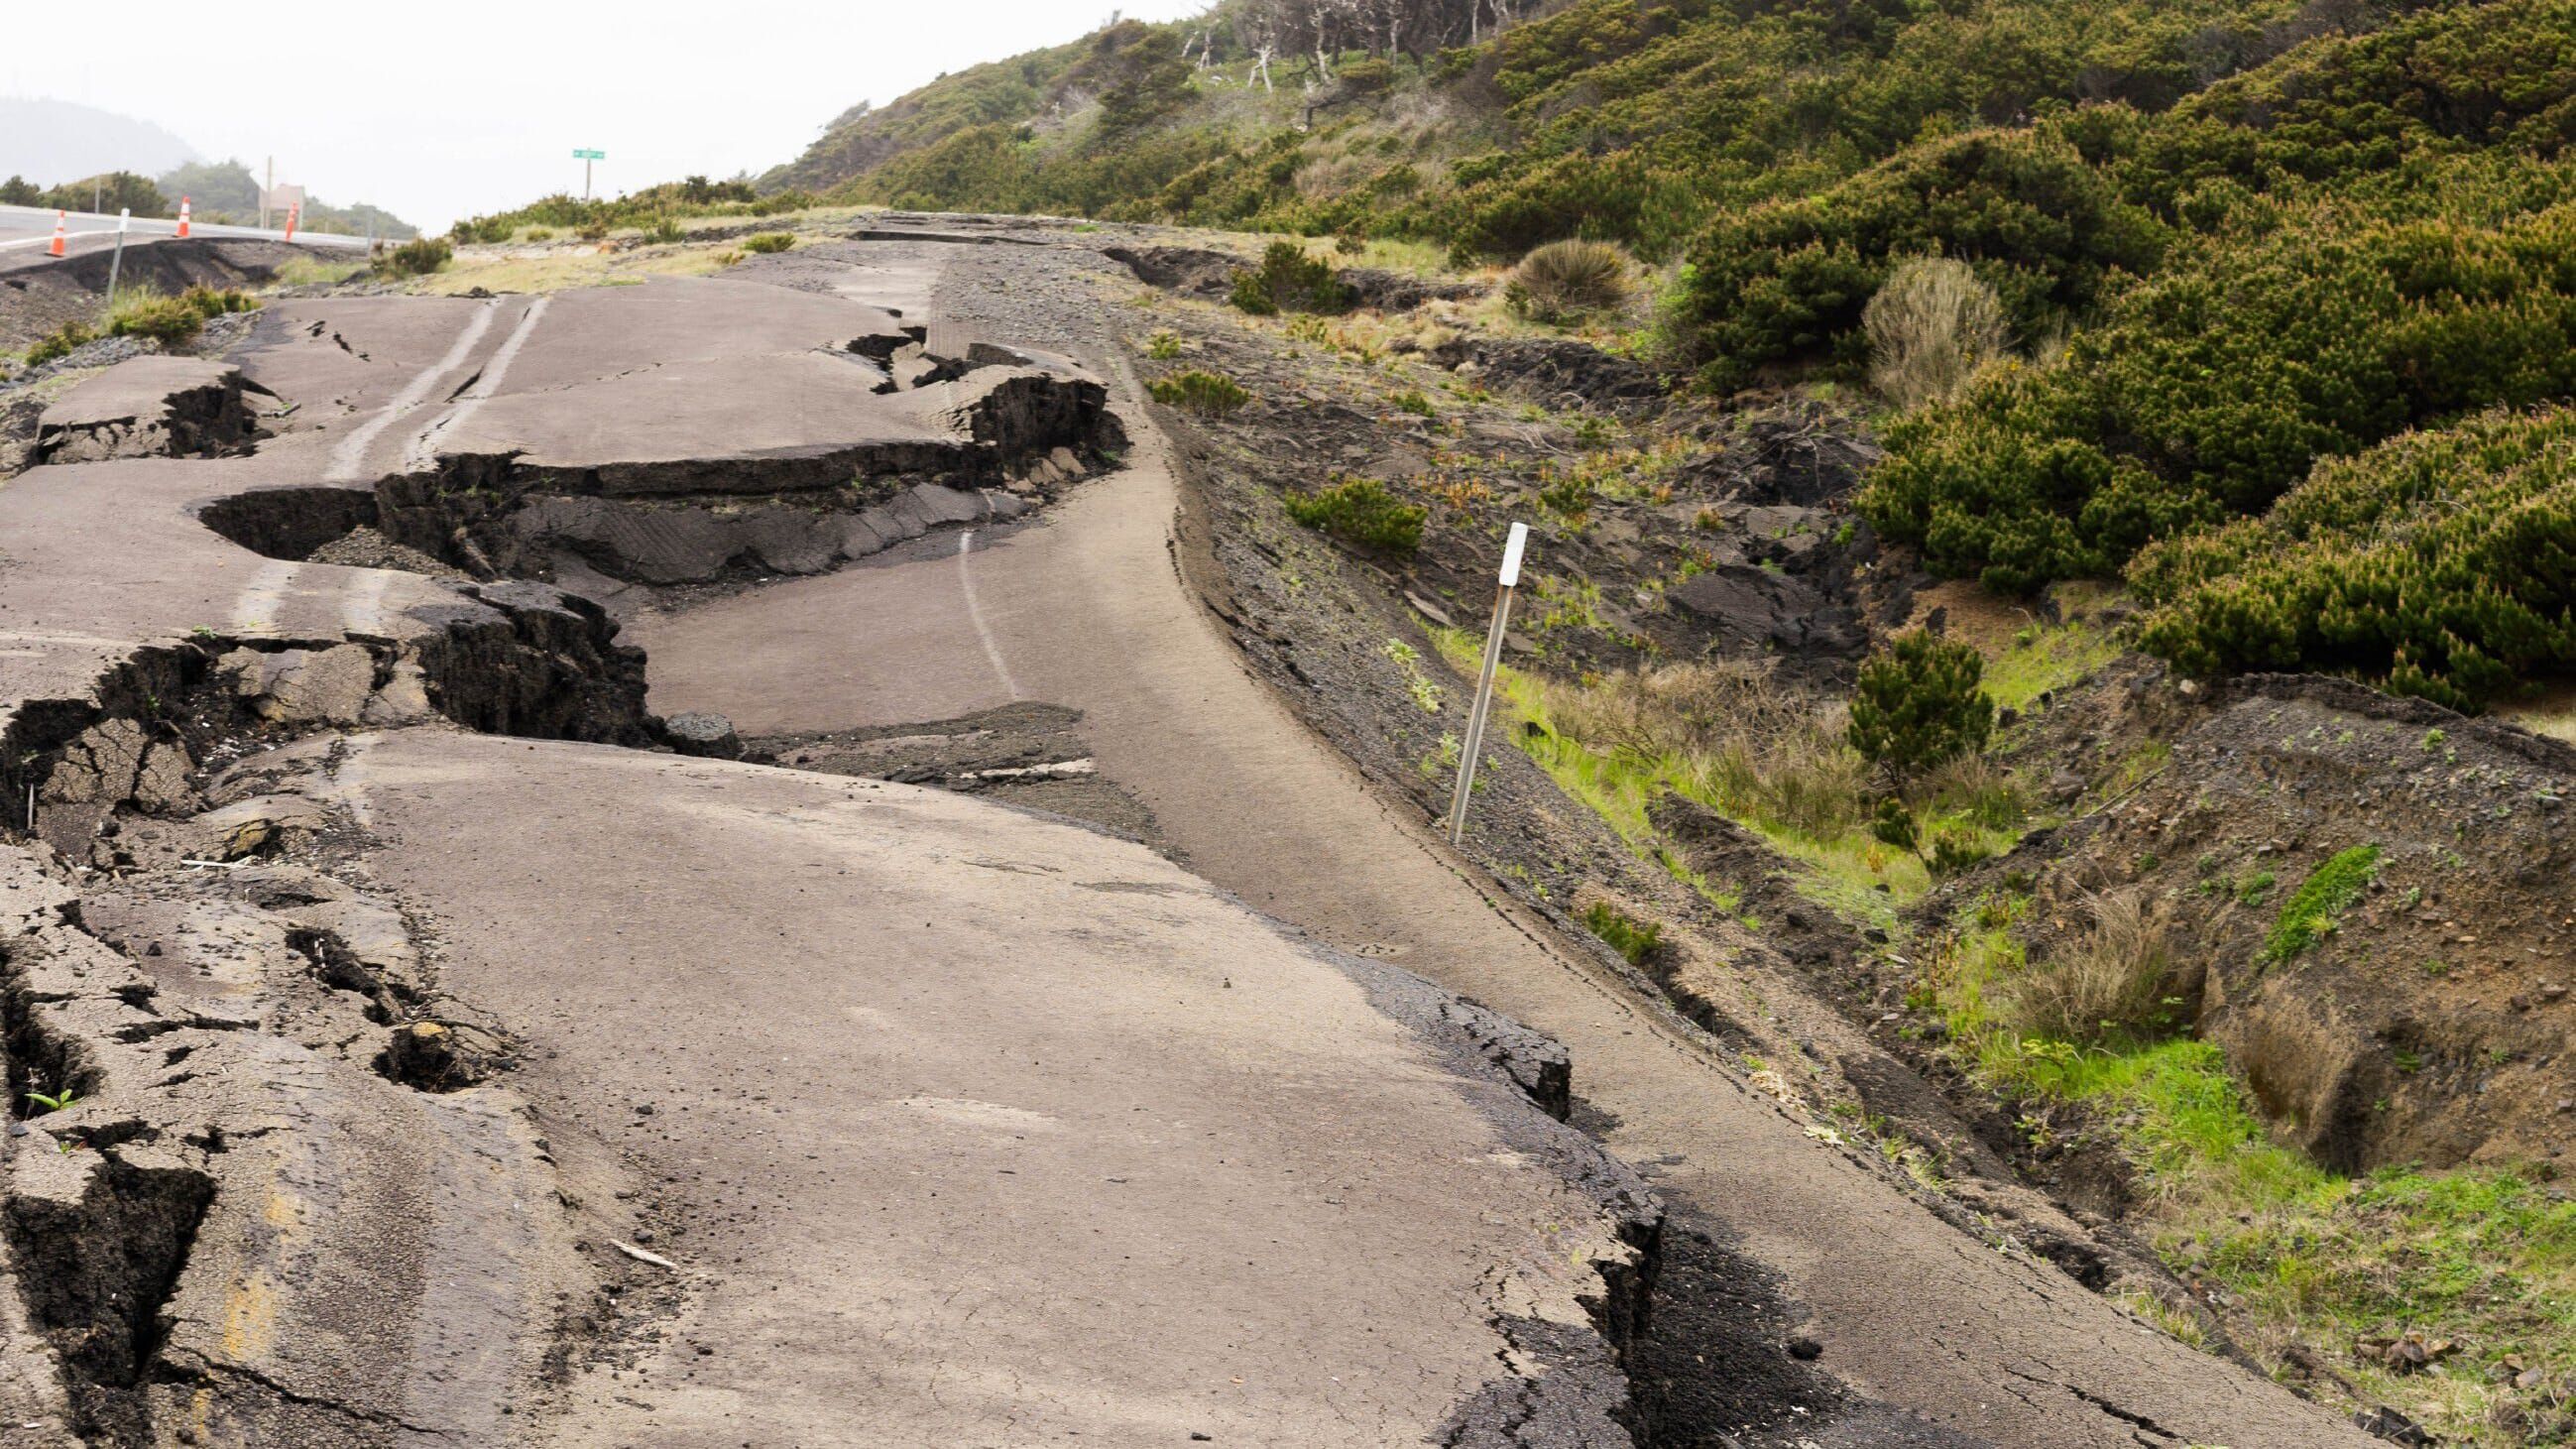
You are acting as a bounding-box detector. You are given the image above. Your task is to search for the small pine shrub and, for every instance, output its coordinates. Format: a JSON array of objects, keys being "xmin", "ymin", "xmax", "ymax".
[
  {"xmin": 1146, "ymin": 369, "xmax": 1252, "ymax": 418},
  {"xmin": 1145, "ymin": 330, "xmax": 1183, "ymax": 360},
  {"xmin": 1390, "ymin": 389, "xmax": 1435, "ymax": 418},
  {"xmin": 1229, "ymin": 241, "xmax": 1350, "ymax": 316},
  {"xmin": 1504, "ymin": 240, "xmax": 1634, "ymax": 324},
  {"xmin": 378, "ymin": 236, "xmax": 453, "ymax": 278},
  {"xmin": 1863, "ymin": 258, "xmax": 2010, "ymax": 411},
  {"xmin": 107, "ymin": 295, "xmax": 206, "ymax": 347},
  {"xmin": 1848, "ymin": 633, "xmax": 1995, "ymax": 780},
  {"xmin": 24, "ymin": 320, "xmax": 98, "ymax": 367},
  {"xmin": 1284, "ymin": 475, "xmax": 1427, "ymax": 553},
  {"xmin": 742, "ymin": 232, "xmax": 796, "ymax": 254},
  {"xmin": 645, "ymin": 215, "xmax": 684, "ymax": 245},
  {"xmin": 1582, "ymin": 902, "xmax": 1664, "ymax": 966}
]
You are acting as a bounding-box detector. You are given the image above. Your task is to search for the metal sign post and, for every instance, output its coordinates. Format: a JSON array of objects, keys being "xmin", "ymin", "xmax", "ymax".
[
  {"xmin": 1447, "ymin": 521, "xmax": 1529, "ymax": 846},
  {"xmin": 573, "ymin": 149, "xmax": 606, "ymax": 199},
  {"xmin": 104, "ymin": 209, "xmax": 129, "ymax": 301}
]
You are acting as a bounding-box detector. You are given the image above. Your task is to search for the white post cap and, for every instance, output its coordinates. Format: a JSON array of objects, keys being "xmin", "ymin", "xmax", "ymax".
[{"xmin": 1498, "ymin": 521, "xmax": 1530, "ymax": 587}]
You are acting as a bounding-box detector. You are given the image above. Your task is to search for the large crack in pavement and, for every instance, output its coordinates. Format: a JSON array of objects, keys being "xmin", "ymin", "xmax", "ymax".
[{"xmin": 0, "ymin": 236, "xmax": 1675, "ymax": 1445}]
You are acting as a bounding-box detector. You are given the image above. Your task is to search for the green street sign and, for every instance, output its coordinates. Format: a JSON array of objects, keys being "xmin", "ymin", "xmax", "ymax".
[{"xmin": 572, "ymin": 149, "xmax": 606, "ymax": 161}]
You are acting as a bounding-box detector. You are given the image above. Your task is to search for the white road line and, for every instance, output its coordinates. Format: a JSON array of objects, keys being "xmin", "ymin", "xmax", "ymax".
[
  {"xmin": 231, "ymin": 559, "xmax": 301, "ymax": 636},
  {"xmin": 0, "ymin": 230, "xmax": 115, "ymax": 252},
  {"xmin": 342, "ymin": 566, "xmax": 393, "ymax": 639},
  {"xmin": 326, "ymin": 300, "xmax": 500, "ymax": 483},
  {"xmin": 957, "ymin": 530, "xmax": 1020, "ymax": 699},
  {"xmin": 402, "ymin": 295, "xmax": 549, "ymax": 472}
]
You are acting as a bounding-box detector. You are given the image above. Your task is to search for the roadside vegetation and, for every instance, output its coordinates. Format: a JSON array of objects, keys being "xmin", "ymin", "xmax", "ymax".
[
  {"xmin": 1915, "ymin": 887, "xmax": 2576, "ymax": 1442},
  {"xmin": 446, "ymin": 176, "xmax": 820, "ymax": 245},
  {"xmin": 752, "ymin": 0, "xmax": 2576, "ymax": 705}
]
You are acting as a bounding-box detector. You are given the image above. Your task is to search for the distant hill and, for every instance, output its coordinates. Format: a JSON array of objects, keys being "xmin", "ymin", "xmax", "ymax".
[{"xmin": 0, "ymin": 97, "xmax": 198, "ymax": 185}]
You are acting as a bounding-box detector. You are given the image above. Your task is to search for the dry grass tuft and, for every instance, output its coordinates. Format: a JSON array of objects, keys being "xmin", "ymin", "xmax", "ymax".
[
  {"xmin": 1504, "ymin": 240, "xmax": 1636, "ymax": 325},
  {"xmin": 1863, "ymin": 257, "xmax": 2010, "ymax": 410},
  {"xmin": 1995, "ymin": 889, "xmax": 2194, "ymax": 1045}
]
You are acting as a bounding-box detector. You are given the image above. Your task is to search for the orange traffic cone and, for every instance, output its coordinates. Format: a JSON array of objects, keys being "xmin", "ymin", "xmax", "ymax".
[
  {"xmin": 283, "ymin": 203, "xmax": 298, "ymax": 242},
  {"xmin": 176, "ymin": 195, "xmax": 191, "ymax": 238},
  {"xmin": 47, "ymin": 210, "xmax": 64, "ymax": 258}
]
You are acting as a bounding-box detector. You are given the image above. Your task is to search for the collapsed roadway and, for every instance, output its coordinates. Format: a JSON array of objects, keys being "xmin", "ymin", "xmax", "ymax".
[{"xmin": 0, "ymin": 221, "xmax": 2372, "ymax": 1447}]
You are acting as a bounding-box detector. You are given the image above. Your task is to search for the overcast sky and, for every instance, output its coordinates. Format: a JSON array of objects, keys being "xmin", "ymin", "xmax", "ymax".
[{"xmin": 3, "ymin": 1, "xmax": 1212, "ymax": 230}]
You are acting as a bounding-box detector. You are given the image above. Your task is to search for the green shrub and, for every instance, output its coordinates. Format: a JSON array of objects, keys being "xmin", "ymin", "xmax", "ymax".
[
  {"xmin": 1503, "ymin": 240, "xmax": 1635, "ymax": 323},
  {"xmin": 2133, "ymin": 409, "xmax": 2576, "ymax": 706},
  {"xmin": 107, "ymin": 295, "xmax": 205, "ymax": 347},
  {"xmin": 1145, "ymin": 368, "xmax": 1251, "ymax": 418},
  {"xmin": 742, "ymin": 232, "xmax": 796, "ymax": 254},
  {"xmin": 1229, "ymin": 241, "xmax": 1350, "ymax": 316},
  {"xmin": 1582, "ymin": 901, "xmax": 1664, "ymax": 966},
  {"xmin": 644, "ymin": 215, "xmax": 685, "ymax": 245},
  {"xmin": 2264, "ymin": 845, "xmax": 2381, "ymax": 963},
  {"xmin": 1283, "ymin": 475, "xmax": 1427, "ymax": 553},
  {"xmin": 1863, "ymin": 181, "xmax": 2576, "ymax": 593},
  {"xmin": 1848, "ymin": 633, "xmax": 1995, "ymax": 780},
  {"xmin": 177, "ymin": 286, "xmax": 257, "ymax": 319},
  {"xmin": 378, "ymin": 236, "xmax": 453, "ymax": 278},
  {"xmin": 1675, "ymin": 129, "xmax": 2165, "ymax": 390},
  {"xmin": 1863, "ymin": 257, "xmax": 2010, "ymax": 410},
  {"xmin": 24, "ymin": 320, "xmax": 97, "ymax": 367}
]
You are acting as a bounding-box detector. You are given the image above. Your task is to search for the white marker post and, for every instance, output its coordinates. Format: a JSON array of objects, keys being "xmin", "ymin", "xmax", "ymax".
[
  {"xmin": 1447, "ymin": 521, "xmax": 1529, "ymax": 846},
  {"xmin": 104, "ymin": 208, "xmax": 130, "ymax": 301}
]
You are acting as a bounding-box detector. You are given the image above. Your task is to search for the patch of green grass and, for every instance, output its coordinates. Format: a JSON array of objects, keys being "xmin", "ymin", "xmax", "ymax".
[
  {"xmin": 1981, "ymin": 597, "xmax": 2126, "ymax": 714},
  {"xmin": 2265, "ymin": 844, "xmax": 2381, "ymax": 963},
  {"xmin": 740, "ymin": 232, "xmax": 796, "ymax": 254},
  {"xmin": 1389, "ymin": 388, "xmax": 1435, "ymax": 418},
  {"xmin": 1582, "ymin": 901, "xmax": 1664, "ymax": 966},
  {"xmin": 1917, "ymin": 898, "xmax": 2576, "ymax": 1442},
  {"xmin": 1425, "ymin": 631, "xmax": 1927, "ymax": 933}
]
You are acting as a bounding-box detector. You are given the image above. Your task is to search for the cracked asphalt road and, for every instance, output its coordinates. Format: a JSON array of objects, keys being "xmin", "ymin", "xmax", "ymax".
[
  {"xmin": 0, "ymin": 238, "xmax": 1668, "ymax": 1444},
  {"xmin": 639, "ymin": 228, "xmax": 2376, "ymax": 1449}
]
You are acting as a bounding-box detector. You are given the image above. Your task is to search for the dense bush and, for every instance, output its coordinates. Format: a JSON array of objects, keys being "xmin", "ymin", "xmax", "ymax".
[
  {"xmin": 107, "ymin": 295, "xmax": 206, "ymax": 347},
  {"xmin": 2134, "ymin": 408, "xmax": 2576, "ymax": 707},
  {"xmin": 1146, "ymin": 368, "xmax": 1252, "ymax": 418},
  {"xmin": 1863, "ymin": 257, "xmax": 2011, "ymax": 410},
  {"xmin": 1847, "ymin": 633, "xmax": 1995, "ymax": 780},
  {"xmin": 378, "ymin": 236, "xmax": 453, "ymax": 278},
  {"xmin": 741, "ymin": 232, "xmax": 796, "ymax": 254},
  {"xmin": 449, "ymin": 179, "xmax": 816, "ymax": 245},
  {"xmin": 1503, "ymin": 240, "xmax": 1635, "ymax": 323},
  {"xmin": 1283, "ymin": 475, "xmax": 1427, "ymax": 553},
  {"xmin": 1863, "ymin": 183, "xmax": 2576, "ymax": 592},
  {"xmin": 1674, "ymin": 129, "xmax": 2164, "ymax": 389},
  {"xmin": 1229, "ymin": 242, "xmax": 1352, "ymax": 316}
]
